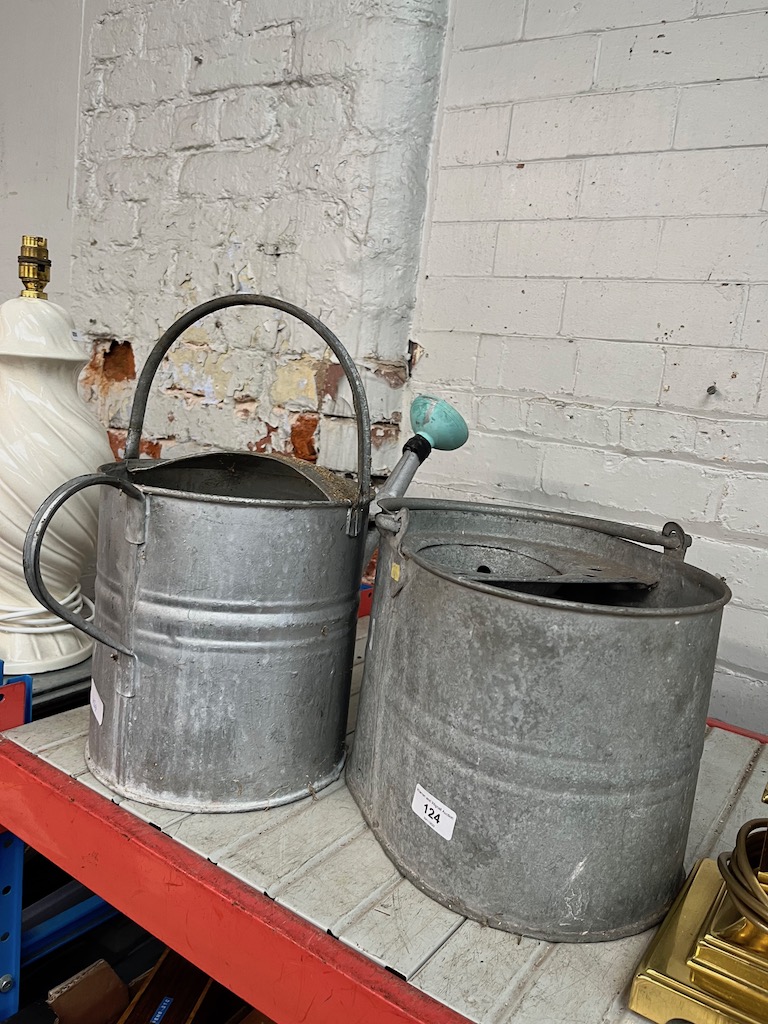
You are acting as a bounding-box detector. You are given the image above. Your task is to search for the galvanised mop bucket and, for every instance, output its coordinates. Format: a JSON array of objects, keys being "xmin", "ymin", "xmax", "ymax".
[
  {"xmin": 347, "ymin": 499, "xmax": 731, "ymax": 942},
  {"xmin": 24, "ymin": 295, "xmax": 373, "ymax": 812}
]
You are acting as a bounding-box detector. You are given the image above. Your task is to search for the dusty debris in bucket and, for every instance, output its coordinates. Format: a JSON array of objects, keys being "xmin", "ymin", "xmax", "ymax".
[{"xmin": 285, "ymin": 457, "xmax": 357, "ymax": 501}]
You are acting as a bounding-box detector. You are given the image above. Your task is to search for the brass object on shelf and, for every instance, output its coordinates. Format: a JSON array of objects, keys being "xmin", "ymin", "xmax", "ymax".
[
  {"xmin": 631, "ymin": 804, "xmax": 768, "ymax": 1024},
  {"xmin": 18, "ymin": 235, "xmax": 51, "ymax": 299}
]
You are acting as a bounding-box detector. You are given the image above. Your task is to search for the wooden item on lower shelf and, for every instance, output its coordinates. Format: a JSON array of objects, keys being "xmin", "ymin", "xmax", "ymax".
[
  {"xmin": 117, "ymin": 948, "xmax": 209, "ymax": 1023},
  {"xmin": 117, "ymin": 947, "xmax": 276, "ymax": 1024}
]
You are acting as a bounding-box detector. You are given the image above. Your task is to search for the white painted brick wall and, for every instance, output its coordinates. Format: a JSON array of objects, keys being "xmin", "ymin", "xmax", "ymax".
[
  {"xmin": 508, "ymin": 90, "xmax": 678, "ymax": 161},
  {"xmin": 421, "ymin": 278, "xmax": 566, "ymax": 334},
  {"xmin": 411, "ymin": 0, "xmax": 768, "ymax": 730},
  {"xmin": 596, "ymin": 12, "xmax": 768, "ymax": 88},
  {"xmin": 452, "ymin": 0, "xmax": 525, "ymax": 49},
  {"xmin": 656, "ymin": 218, "xmax": 768, "ymax": 281},
  {"xmin": 424, "ymin": 432, "xmax": 544, "ymax": 498},
  {"xmin": 695, "ymin": 417, "xmax": 768, "ymax": 464},
  {"xmin": 618, "ymin": 407, "xmax": 698, "ymax": 455},
  {"xmin": 426, "ymin": 223, "xmax": 497, "ymax": 276},
  {"xmin": 539, "ymin": 447, "xmax": 726, "ymax": 523},
  {"xmin": 439, "ymin": 106, "xmax": 512, "ymax": 165},
  {"xmin": 661, "ymin": 347, "xmax": 765, "ymax": 413},
  {"xmin": 742, "ymin": 287, "xmax": 768, "ymax": 348},
  {"xmin": 413, "ymin": 331, "xmax": 480, "ymax": 385},
  {"xmin": 578, "ymin": 149, "xmax": 768, "ymax": 218},
  {"xmin": 524, "ymin": 0, "xmax": 696, "ymax": 38},
  {"xmin": 433, "ymin": 161, "xmax": 581, "ymax": 220},
  {"xmin": 573, "ymin": 340, "xmax": 664, "ymax": 405},
  {"xmin": 103, "ymin": 52, "xmax": 187, "ymax": 105},
  {"xmin": 445, "ymin": 35, "xmax": 597, "ymax": 106},
  {"xmin": 698, "ymin": 0, "xmax": 768, "ymax": 14},
  {"xmin": 73, "ymin": 0, "xmax": 447, "ymax": 475},
  {"xmin": 494, "ymin": 219, "xmax": 661, "ymax": 279},
  {"xmin": 562, "ymin": 280, "xmax": 747, "ymax": 345},
  {"xmin": 476, "ymin": 336, "xmax": 578, "ymax": 393},
  {"xmin": 675, "ymin": 79, "xmax": 768, "ymax": 148}
]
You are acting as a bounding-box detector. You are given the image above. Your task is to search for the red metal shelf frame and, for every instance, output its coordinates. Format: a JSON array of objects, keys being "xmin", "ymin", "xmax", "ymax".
[{"xmin": 0, "ymin": 736, "xmax": 469, "ymax": 1024}]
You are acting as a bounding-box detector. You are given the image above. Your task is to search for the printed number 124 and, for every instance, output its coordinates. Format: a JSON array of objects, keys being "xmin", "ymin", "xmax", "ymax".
[{"xmin": 411, "ymin": 783, "xmax": 456, "ymax": 841}]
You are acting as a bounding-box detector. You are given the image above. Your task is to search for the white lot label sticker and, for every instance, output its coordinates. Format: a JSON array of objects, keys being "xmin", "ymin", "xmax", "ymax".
[
  {"xmin": 411, "ymin": 783, "xmax": 456, "ymax": 841},
  {"xmin": 90, "ymin": 680, "xmax": 104, "ymax": 725}
]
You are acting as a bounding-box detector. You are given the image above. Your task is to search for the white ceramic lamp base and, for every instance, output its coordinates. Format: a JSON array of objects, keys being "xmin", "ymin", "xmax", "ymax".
[{"xmin": 0, "ymin": 295, "xmax": 112, "ymax": 675}]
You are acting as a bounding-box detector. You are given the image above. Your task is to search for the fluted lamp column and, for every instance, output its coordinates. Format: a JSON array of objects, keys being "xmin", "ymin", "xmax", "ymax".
[{"xmin": 0, "ymin": 237, "xmax": 113, "ymax": 674}]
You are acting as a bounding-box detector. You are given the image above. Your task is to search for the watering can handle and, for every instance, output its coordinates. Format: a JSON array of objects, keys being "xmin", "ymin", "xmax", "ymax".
[
  {"xmin": 124, "ymin": 294, "xmax": 373, "ymax": 525},
  {"xmin": 23, "ymin": 474, "xmax": 143, "ymax": 657}
]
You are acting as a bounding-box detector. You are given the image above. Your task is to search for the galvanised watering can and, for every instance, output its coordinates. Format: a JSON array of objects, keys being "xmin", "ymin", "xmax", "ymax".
[{"xmin": 23, "ymin": 295, "xmax": 467, "ymax": 812}]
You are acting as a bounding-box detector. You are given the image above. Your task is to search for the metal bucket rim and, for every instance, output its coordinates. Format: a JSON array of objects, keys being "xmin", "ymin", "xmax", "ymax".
[
  {"xmin": 112, "ymin": 483, "xmax": 357, "ymax": 510},
  {"xmin": 378, "ymin": 498, "xmax": 731, "ymax": 617},
  {"xmin": 100, "ymin": 458, "xmax": 363, "ymax": 511},
  {"xmin": 402, "ymin": 548, "xmax": 730, "ymax": 617}
]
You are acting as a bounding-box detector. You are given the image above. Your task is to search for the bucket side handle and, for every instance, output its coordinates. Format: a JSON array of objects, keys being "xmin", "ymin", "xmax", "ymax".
[
  {"xmin": 124, "ymin": 294, "xmax": 372, "ymax": 536},
  {"xmin": 23, "ymin": 474, "xmax": 144, "ymax": 656},
  {"xmin": 661, "ymin": 521, "xmax": 691, "ymax": 560},
  {"xmin": 378, "ymin": 499, "xmax": 693, "ymax": 558}
]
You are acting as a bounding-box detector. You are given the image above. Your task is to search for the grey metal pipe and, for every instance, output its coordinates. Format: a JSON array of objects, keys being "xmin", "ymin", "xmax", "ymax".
[
  {"xmin": 362, "ymin": 450, "xmax": 421, "ymax": 566},
  {"xmin": 374, "ymin": 450, "xmax": 421, "ymax": 506}
]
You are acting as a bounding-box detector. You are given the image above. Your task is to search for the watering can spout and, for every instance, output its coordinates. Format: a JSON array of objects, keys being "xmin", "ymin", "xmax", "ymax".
[
  {"xmin": 363, "ymin": 395, "xmax": 468, "ymax": 566},
  {"xmin": 409, "ymin": 394, "xmax": 469, "ymax": 452}
]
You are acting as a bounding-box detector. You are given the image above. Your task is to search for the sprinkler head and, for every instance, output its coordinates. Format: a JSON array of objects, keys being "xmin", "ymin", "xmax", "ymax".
[{"xmin": 410, "ymin": 395, "xmax": 469, "ymax": 451}]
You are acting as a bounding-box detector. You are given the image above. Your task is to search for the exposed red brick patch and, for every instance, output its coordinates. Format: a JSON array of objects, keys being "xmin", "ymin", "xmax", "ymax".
[
  {"xmin": 372, "ymin": 362, "xmax": 407, "ymax": 388},
  {"xmin": 315, "ymin": 362, "xmax": 345, "ymax": 403},
  {"xmin": 83, "ymin": 338, "xmax": 136, "ymax": 393},
  {"xmin": 248, "ymin": 423, "xmax": 278, "ymax": 453},
  {"xmin": 371, "ymin": 423, "xmax": 399, "ymax": 448},
  {"xmin": 102, "ymin": 340, "xmax": 136, "ymax": 382},
  {"xmin": 107, "ymin": 430, "xmax": 122, "ymax": 460},
  {"xmin": 234, "ymin": 394, "xmax": 258, "ymax": 420},
  {"xmin": 290, "ymin": 413, "xmax": 319, "ymax": 463},
  {"xmin": 107, "ymin": 429, "xmax": 165, "ymax": 461}
]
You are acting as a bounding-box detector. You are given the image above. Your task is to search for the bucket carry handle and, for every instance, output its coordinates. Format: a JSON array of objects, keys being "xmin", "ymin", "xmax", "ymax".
[
  {"xmin": 377, "ymin": 498, "xmax": 692, "ymax": 558},
  {"xmin": 124, "ymin": 294, "xmax": 372, "ymax": 536},
  {"xmin": 23, "ymin": 474, "xmax": 143, "ymax": 656}
]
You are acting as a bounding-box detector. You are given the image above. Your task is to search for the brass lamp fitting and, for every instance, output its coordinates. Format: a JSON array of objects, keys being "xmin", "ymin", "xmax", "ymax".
[
  {"xmin": 18, "ymin": 235, "xmax": 51, "ymax": 299},
  {"xmin": 631, "ymin": 816, "xmax": 768, "ymax": 1024}
]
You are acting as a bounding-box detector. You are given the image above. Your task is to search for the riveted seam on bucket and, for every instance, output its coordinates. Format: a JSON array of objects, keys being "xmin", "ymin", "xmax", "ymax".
[{"xmin": 123, "ymin": 489, "xmax": 148, "ymax": 545}]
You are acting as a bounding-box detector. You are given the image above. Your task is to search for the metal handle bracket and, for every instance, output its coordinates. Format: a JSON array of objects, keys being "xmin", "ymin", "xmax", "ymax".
[{"xmin": 23, "ymin": 474, "xmax": 144, "ymax": 657}]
